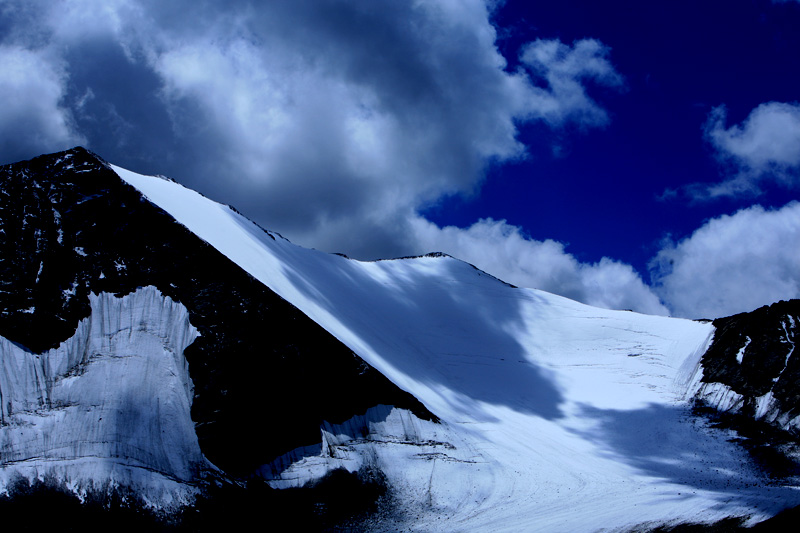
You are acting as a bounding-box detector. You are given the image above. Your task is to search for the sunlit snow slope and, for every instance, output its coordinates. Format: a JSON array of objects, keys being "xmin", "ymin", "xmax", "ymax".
[{"xmin": 114, "ymin": 165, "xmax": 800, "ymax": 531}]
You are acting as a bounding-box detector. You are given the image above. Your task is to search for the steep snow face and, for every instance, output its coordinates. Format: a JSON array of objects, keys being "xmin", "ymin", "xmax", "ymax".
[
  {"xmin": 0, "ymin": 287, "xmax": 206, "ymax": 508},
  {"xmin": 115, "ymin": 165, "xmax": 800, "ymax": 531}
]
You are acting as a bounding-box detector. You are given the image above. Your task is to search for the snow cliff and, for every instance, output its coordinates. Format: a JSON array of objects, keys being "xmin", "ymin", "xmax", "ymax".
[{"xmin": 0, "ymin": 287, "xmax": 206, "ymax": 508}]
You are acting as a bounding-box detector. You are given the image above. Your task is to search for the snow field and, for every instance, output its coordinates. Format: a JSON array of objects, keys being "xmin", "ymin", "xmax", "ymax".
[{"xmin": 115, "ymin": 165, "xmax": 800, "ymax": 531}]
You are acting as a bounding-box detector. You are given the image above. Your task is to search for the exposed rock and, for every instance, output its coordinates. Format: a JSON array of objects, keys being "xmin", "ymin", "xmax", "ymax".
[{"xmin": 694, "ymin": 300, "xmax": 800, "ymax": 433}]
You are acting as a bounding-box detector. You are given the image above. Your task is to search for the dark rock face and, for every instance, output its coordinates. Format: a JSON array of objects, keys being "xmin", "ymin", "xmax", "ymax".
[
  {"xmin": 0, "ymin": 147, "xmax": 434, "ymax": 481},
  {"xmin": 697, "ymin": 299, "xmax": 799, "ymax": 429}
]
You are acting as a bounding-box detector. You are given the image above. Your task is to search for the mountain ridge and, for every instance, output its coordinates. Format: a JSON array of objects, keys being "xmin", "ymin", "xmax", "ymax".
[
  {"xmin": 1, "ymin": 148, "xmax": 800, "ymax": 531},
  {"xmin": 0, "ymin": 148, "xmax": 437, "ymax": 527}
]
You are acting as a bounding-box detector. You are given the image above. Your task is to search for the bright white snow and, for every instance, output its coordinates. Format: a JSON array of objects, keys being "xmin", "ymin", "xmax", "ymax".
[
  {"xmin": 114, "ymin": 165, "xmax": 800, "ymax": 531},
  {"xmin": 0, "ymin": 287, "xmax": 208, "ymax": 509},
  {"xmin": 736, "ymin": 336, "xmax": 751, "ymax": 364}
]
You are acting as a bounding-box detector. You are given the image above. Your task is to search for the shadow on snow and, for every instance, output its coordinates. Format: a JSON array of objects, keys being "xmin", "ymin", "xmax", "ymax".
[
  {"xmin": 572, "ymin": 403, "xmax": 800, "ymax": 516},
  {"xmin": 232, "ymin": 214, "xmax": 565, "ymax": 422}
]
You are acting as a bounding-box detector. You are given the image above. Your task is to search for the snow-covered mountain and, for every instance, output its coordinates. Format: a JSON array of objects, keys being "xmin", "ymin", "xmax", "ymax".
[{"xmin": 1, "ymin": 148, "xmax": 799, "ymax": 531}]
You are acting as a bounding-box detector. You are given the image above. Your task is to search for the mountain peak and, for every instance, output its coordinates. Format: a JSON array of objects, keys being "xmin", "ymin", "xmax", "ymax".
[{"xmin": 1, "ymin": 150, "xmax": 799, "ymax": 531}]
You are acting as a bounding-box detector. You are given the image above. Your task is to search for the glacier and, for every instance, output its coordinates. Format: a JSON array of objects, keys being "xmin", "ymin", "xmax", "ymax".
[
  {"xmin": 113, "ymin": 163, "xmax": 800, "ymax": 531},
  {"xmin": 0, "ymin": 287, "xmax": 208, "ymax": 509}
]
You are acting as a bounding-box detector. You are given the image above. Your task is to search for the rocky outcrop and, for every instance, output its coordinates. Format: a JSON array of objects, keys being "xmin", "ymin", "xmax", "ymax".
[{"xmin": 694, "ymin": 300, "xmax": 800, "ymax": 433}]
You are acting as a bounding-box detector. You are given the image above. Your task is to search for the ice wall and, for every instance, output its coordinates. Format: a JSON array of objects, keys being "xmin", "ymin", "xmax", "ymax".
[{"xmin": 0, "ymin": 287, "xmax": 207, "ymax": 507}]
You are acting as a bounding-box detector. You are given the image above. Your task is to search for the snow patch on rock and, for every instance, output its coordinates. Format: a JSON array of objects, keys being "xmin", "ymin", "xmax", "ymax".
[
  {"xmin": 694, "ymin": 381, "xmax": 746, "ymax": 414},
  {"xmin": 736, "ymin": 336, "xmax": 751, "ymax": 364},
  {"xmin": 260, "ymin": 405, "xmax": 479, "ymax": 491}
]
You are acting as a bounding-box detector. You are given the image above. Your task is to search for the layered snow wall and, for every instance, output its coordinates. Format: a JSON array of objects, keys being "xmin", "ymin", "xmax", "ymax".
[{"xmin": 0, "ymin": 287, "xmax": 206, "ymax": 507}]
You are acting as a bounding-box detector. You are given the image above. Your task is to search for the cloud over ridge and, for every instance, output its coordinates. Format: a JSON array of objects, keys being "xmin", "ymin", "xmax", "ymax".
[
  {"xmin": 650, "ymin": 202, "xmax": 800, "ymax": 319},
  {"xmin": 0, "ymin": 0, "xmax": 797, "ymax": 319},
  {"xmin": 0, "ymin": 45, "xmax": 84, "ymax": 157}
]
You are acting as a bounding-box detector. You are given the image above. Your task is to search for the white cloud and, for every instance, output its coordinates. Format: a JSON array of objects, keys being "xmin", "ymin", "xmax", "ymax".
[
  {"xmin": 45, "ymin": 0, "xmax": 138, "ymax": 42},
  {"xmin": 701, "ymin": 102, "xmax": 800, "ymax": 197},
  {"xmin": 410, "ymin": 217, "xmax": 669, "ymax": 316},
  {"xmin": 1, "ymin": 0, "xmax": 795, "ymax": 324},
  {"xmin": 6, "ymin": 0, "xmax": 790, "ymax": 323},
  {"xmin": 650, "ymin": 202, "xmax": 800, "ymax": 319},
  {"xmin": 0, "ymin": 1, "xmax": 625, "ymax": 240},
  {"xmin": 0, "ymin": 0, "xmax": 656, "ymax": 315},
  {"xmin": 519, "ymin": 38, "xmax": 625, "ymax": 128},
  {"xmin": 134, "ymin": 1, "xmax": 626, "ymax": 258},
  {"xmin": 0, "ymin": 45, "xmax": 84, "ymax": 161}
]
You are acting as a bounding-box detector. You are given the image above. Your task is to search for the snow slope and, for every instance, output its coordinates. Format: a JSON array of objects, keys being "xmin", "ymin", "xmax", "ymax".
[{"xmin": 114, "ymin": 165, "xmax": 800, "ymax": 531}]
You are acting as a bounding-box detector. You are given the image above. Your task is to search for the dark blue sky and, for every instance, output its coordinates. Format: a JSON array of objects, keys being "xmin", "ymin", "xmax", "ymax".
[{"xmin": 425, "ymin": 0, "xmax": 800, "ymax": 274}]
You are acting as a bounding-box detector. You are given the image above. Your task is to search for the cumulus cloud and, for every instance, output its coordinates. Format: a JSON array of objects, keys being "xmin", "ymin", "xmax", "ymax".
[
  {"xmin": 519, "ymin": 38, "xmax": 625, "ymax": 128},
  {"xmin": 0, "ymin": 45, "xmax": 84, "ymax": 161},
  {"xmin": 410, "ymin": 217, "xmax": 669, "ymax": 315},
  {"xmin": 4, "ymin": 0, "xmax": 785, "ymax": 320},
  {"xmin": 650, "ymin": 202, "xmax": 800, "ymax": 319},
  {"xmin": 0, "ymin": 0, "xmax": 670, "ymax": 314},
  {"xmin": 0, "ymin": 1, "xmax": 625, "ymax": 248},
  {"xmin": 142, "ymin": 1, "xmax": 626, "ymax": 255},
  {"xmin": 699, "ymin": 102, "xmax": 800, "ymax": 198}
]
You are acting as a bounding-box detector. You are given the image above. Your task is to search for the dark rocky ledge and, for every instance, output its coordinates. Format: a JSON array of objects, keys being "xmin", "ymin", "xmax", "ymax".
[{"xmin": 697, "ymin": 299, "xmax": 800, "ymax": 431}]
